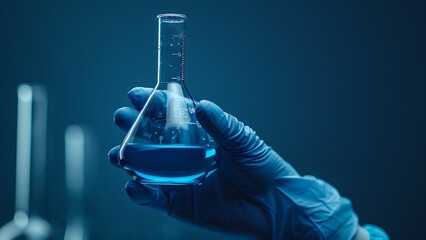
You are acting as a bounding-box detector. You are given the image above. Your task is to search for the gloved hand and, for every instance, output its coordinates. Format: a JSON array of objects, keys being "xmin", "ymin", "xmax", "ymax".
[{"xmin": 109, "ymin": 87, "xmax": 385, "ymax": 239}]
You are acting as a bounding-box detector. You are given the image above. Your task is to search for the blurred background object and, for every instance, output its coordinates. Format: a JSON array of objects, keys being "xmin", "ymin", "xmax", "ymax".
[
  {"xmin": 0, "ymin": 1, "xmax": 425, "ymax": 239},
  {"xmin": 0, "ymin": 84, "xmax": 54, "ymax": 239},
  {"xmin": 64, "ymin": 125, "xmax": 97, "ymax": 240}
]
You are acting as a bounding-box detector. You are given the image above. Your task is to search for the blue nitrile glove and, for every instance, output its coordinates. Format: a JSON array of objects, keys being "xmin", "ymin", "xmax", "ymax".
[{"xmin": 109, "ymin": 87, "xmax": 388, "ymax": 240}]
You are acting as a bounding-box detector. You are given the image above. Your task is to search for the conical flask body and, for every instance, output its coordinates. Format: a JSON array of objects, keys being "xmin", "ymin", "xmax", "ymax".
[{"xmin": 119, "ymin": 14, "xmax": 216, "ymax": 185}]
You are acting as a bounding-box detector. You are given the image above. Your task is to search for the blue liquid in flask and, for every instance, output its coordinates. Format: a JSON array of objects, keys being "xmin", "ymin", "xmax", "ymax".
[{"xmin": 122, "ymin": 143, "xmax": 217, "ymax": 185}]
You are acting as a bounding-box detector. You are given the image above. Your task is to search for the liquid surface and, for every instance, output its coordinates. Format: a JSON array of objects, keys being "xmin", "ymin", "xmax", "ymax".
[{"xmin": 122, "ymin": 143, "xmax": 217, "ymax": 184}]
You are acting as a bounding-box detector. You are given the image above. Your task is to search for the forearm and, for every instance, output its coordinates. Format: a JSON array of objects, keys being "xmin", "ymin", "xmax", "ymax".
[
  {"xmin": 275, "ymin": 173, "xmax": 390, "ymax": 239},
  {"xmin": 354, "ymin": 226, "xmax": 369, "ymax": 240},
  {"xmin": 275, "ymin": 175, "xmax": 359, "ymax": 239}
]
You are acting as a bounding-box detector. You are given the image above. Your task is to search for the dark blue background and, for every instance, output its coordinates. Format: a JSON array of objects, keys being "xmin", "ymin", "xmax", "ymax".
[{"xmin": 1, "ymin": 1, "xmax": 425, "ymax": 239}]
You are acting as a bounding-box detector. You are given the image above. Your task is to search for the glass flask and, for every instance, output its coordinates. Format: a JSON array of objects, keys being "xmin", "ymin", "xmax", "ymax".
[
  {"xmin": 64, "ymin": 125, "xmax": 95, "ymax": 240},
  {"xmin": 118, "ymin": 14, "xmax": 217, "ymax": 185},
  {"xmin": 0, "ymin": 84, "xmax": 53, "ymax": 240}
]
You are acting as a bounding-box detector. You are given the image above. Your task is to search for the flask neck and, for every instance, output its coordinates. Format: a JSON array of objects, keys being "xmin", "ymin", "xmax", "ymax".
[{"xmin": 157, "ymin": 14, "xmax": 186, "ymax": 85}]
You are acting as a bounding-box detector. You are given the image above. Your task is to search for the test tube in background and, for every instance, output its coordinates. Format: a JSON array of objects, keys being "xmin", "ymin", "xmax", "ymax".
[
  {"xmin": 64, "ymin": 125, "xmax": 97, "ymax": 240},
  {"xmin": 0, "ymin": 84, "xmax": 53, "ymax": 240}
]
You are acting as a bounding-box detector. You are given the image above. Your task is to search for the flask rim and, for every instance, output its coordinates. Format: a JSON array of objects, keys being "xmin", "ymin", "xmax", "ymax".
[{"xmin": 157, "ymin": 13, "xmax": 186, "ymax": 20}]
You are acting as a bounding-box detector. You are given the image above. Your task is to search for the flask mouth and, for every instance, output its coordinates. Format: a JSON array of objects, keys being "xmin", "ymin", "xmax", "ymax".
[{"xmin": 157, "ymin": 13, "xmax": 186, "ymax": 22}]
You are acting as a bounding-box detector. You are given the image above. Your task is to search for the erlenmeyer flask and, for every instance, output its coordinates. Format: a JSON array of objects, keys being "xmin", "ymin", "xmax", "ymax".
[
  {"xmin": 118, "ymin": 14, "xmax": 216, "ymax": 185},
  {"xmin": 0, "ymin": 84, "xmax": 53, "ymax": 240}
]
